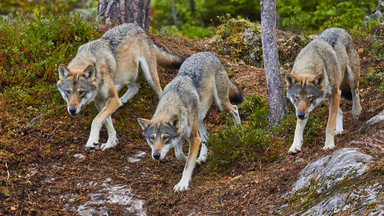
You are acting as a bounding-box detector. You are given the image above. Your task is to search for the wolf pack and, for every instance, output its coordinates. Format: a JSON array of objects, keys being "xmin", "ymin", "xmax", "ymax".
[{"xmin": 57, "ymin": 23, "xmax": 362, "ymax": 191}]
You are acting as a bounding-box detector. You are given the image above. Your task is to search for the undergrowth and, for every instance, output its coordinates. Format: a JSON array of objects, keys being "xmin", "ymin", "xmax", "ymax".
[
  {"xmin": 0, "ymin": 7, "xmax": 102, "ymax": 136},
  {"xmin": 205, "ymin": 94, "xmax": 324, "ymax": 174}
]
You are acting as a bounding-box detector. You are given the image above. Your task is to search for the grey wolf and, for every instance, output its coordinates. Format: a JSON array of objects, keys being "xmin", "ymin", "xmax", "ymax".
[
  {"xmin": 57, "ymin": 23, "xmax": 184, "ymax": 150},
  {"xmin": 285, "ymin": 27, "xmax": 362, "ymax": 154},
  {"xmin": 137, "ymin": 52, "xmax": 243, "ymax": 191}
]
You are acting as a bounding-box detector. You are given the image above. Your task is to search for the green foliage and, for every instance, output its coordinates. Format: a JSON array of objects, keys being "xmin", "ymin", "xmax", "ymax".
[
  {"xmin": 205, "ymin": 95, "xmax": 284, "ymax": 173},
  {"xmin": 0, "ymin": 6, "xmax": 102, "ymax": 130},
  {"xmin": 206, "ymin": 93, "xmax": 326, "ymax": 174},
  {"xmin": 359, "ymin": 17, "xmax": 384, "ymax": 93},
  {"xmin": 277, "ymin": 0, "xmax": 377, "ymax": 33},
  {"xmin": 151, "ymin": 0, "xmax": 258, "ymax": 39},
  {"xmin": 0, "ymin": 0, "xmax": 93, "ymax": 14},
  {"xmin": 215, "ymin": 14, "xmax": 262, "ymax": 66}
]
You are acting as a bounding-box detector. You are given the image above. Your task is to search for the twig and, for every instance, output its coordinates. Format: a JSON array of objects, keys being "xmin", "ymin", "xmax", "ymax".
[{"xmin": 5, "ymin": 162, "xmax": 10, "ymax": 181}]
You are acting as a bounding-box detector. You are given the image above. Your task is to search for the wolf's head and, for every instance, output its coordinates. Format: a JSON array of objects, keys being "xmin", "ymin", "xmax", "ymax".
[
  {"xmin": 57, "ymin": 64, "xmax": 98, "ymax": 116},
  {"xmin": 137, "ymin": 115, "xmax": 182, "ymax": 160},
  {"xmin": 285, "ymin": 74, "xmax": 326, "ymax": 120}
]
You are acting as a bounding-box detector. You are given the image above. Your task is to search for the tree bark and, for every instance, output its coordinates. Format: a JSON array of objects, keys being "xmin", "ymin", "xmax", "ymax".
[
  {"xmin": 172, "ymin": 0, "xmax": 179, "ymax": 27},
  {"xmin": 260, "ymin": 0, "xmax": 287, "ymax": 127},
  {"xmin": 97, "ymin": 0, "xmax": 151, "ymax": 30},
  {"xmin": 189, "ymin": 0, "xmax": 195, "ymax": 18}
]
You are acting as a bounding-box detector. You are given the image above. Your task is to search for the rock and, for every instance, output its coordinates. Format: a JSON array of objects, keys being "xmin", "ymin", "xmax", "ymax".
[
  {"xmin": 364, "ymin": 1, "xmax": 384, "ymax": 23},
  {"xmin": 359, "ymin": 109, "xmax": 384, "ymax": 134},
  {"xmin": 63, "ymin": 181, "xmax": 146, "ymax": 215},
  {"xmin": 287, "ymin": 148, "xmax": 384, "ymax": 215},
  {"xmin": 292, "ymin": 148, "xmax": 372, "ymax": 193}
]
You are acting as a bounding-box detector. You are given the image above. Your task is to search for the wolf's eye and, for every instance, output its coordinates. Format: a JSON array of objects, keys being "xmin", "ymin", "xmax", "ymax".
[
  {"xmin": 149, "ymin": 135, "xmax": 155, "ymax": 142},
  {"xmin": 294, "ymin": 96, "xmax": 299, "ymax": 101},
  {"xmin": 163, "ymin": 135, "xmax": 170, "ymax": 144},
  {"xmin": 308, "ymin": 96, "xmax": 313, "ymax": 101},
  {"xmin": 78, "ymin": 91, "xmax": 86, "ymax": 97},
  {"xmin": 65, "ymin": 90, "xmax": 71, "ymax": 95}
]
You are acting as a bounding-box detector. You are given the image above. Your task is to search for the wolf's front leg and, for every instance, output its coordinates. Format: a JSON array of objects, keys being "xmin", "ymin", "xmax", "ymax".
[
  {"xmin": 288, "ymin": 118, "xmax": 308, "ymax": 154},
  {"xmin": 120, "ymin": 82, "xmax": 139, "ymax": 104},
  {"xmin": 174, "ymin": 140, "xmax": 187, "ymax": 163},
  {"xmin": 196, "ymin": 121, "xmax": 208, "ymax": 164},
  {"xmin": 324, "ymin": 94, "xmax": 340, "ymax": 150},
  {"xmin": 100, "ymin": 116, "xmax": 118, "ymax": 150},
  {"xmin": 174, "ymin": 121, "xmax": 200, "ymax": 192},
  {"xmin": 86, "ymin": 96, "xmax": 122, "ymax": 150}
]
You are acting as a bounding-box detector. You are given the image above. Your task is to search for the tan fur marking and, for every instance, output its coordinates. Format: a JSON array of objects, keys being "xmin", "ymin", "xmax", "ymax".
[
  {"xmin": 153, "ymin": 140, "xmax": 164, "ymax": 153},
  {"xmin": 296, "ymin": 101, "xmax": 309, "ymax": 114},
  {"xmin": 186, "ymin": 119, "xmax": 200, "ymax": 169},
  {"xmin": 327, "ymin": 93, "xmax": 340, "ymax": 133},
  {"xmin": 68, "ymin": 94, "xmax": 80, "ymax": 108}
]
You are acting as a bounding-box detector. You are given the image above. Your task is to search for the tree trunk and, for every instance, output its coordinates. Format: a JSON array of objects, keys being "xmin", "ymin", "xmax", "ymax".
[
  {"xmin": 171, "ymin": 0, "xmax": 179, "ymax": 27},
  {"xmin": 260, "ymin": 0, "xmax": 287, "ymax": 127},
  {"xmin": 189, "ymin": 0, "xmax": 195, "ymax": 18},
  {"xmin": 97, "ymin": 0, "xmax": 151, "ymax": 30}
]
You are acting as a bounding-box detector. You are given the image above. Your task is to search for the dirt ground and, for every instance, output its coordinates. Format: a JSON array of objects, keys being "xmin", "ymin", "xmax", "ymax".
[{"xmin": 1, "ymin": 33, "xmax": 384, "ymax": 215}]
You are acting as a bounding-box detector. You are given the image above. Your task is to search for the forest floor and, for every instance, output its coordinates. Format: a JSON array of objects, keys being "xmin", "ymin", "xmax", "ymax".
[{"xmin": 1, "ymin": 31, "xmax": 384, "ymax": 215}]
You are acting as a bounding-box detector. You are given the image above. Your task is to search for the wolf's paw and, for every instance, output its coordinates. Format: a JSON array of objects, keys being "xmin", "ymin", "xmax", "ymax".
[
  {"xmin": 173, "ymin": 182, "xmax": 189, "ymax": 192},
  {"xmin": 100, "ymin": 137, "xmax": 118, "ymax": 151},
  {"xmin": 288, "ymin": 145, "xmax": 301, "ymax": 155},
  {"xmin": 196, "ymin": 145, "xmax": 208, "ymax": 164},
  {"xmin": 196, "ymin": 156, "xmax": 207, "ymax": 165},
  {"xmin": 323, "ymin": 142, "xmax": 335, "ymax": 150},
  {"xmin": 335, "ymin": 128, "xmax": 343, "ymax": 135},
  {"xmin": 85, "ymin": 140, "xmax": 100, "ymax": 150},
  {"xmin": 352, "ymin": 107, "xmax": 362, "ymax": 120}
]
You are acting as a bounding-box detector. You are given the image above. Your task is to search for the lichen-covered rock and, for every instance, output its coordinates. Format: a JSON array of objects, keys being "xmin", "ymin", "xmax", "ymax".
[
  {"xmin": 292, "ymin": 148, "xmax": 372, "ymax": 193},
  {"xmin": 363, "ymin": 1, "xmax": 384, "ymax": 23},
  {"xmin": 286, "ymin": 148, "xmax": 384, "ymax": 215},
  {"xmin": 359, "ymin": 109, "xmax": 384, "ymax": 134}
]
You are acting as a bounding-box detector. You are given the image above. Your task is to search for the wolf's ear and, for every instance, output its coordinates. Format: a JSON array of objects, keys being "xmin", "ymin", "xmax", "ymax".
[
  {"xmin": 84, "ymin": 64, "xmax": 96, "ymax": 81},
  {"xmin": 285, "ymin": 74, "xmax": 297, "ymax": 88},
  {"xmin": 313, "ymin": 74, "xmax": 324, "ymax": 88},
  {"xmin": 58, "ymin": 64, "xmax": 69, "ymax": 80},
  {"xmin": 169, "ymin": 115, "xmax": 179, "ymax": 129},
  {"xmin": 137, "ymin": 118, "xmax": 152, "ymax": 131}
]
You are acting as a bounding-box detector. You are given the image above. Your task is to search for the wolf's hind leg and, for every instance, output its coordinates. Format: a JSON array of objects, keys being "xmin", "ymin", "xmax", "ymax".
[
  {"xmin": 196, "ymin": 121, "xmax": 208, "ymax": 164},
  {"xmin": 120, "ymin": 82, "xmax": 139, "ymax": 104},
  {"xmin": 346, "ymin": 65, "xmax": 362, "ymax": 119},
  {"xmin": 139, "ymin": 57, "xmax": 162, "ymax": 97},
  {"xmin": 214, "ymin": 88, "xmax": 242, "ymax": 126}
]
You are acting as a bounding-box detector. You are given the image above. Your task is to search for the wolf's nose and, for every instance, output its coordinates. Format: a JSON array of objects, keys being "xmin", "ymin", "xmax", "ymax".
[
  {"xmin": 69, "ymin": 107, "xmax": 77, "ymax": 115},
  {"xmin": 153, "ymin": 152, "xmax": 161, "ymax": 160},
  {"xmin": 297, "ymin": 112, "xmax": 305, "ymax": 120}
]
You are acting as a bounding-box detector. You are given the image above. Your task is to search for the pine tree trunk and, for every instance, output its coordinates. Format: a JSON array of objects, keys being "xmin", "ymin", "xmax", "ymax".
[
  {"xmin": 97, "ymin": 0, "xmax": 151, "ymax": 30},
  {"xmin": 260, "ymin": 0, "xmax": 287, "ymax": 127}
]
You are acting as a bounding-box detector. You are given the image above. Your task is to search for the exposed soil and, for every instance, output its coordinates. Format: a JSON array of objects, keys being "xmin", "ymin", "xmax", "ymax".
[{"xmin": 1, "ymin": 32, "xmax": 384, "ymax": 215}]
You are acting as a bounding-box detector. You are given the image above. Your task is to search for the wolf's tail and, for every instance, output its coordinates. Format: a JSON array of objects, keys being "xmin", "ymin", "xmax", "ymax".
[
  {"xmin": 154, "ymin": 44, "xmax": 185, "ymax": 68},
  {"xmin": 228, "ymin": 80, "xmax": 244, "ymax": 104},
  {"xmin": 340, "ymin": 78, "xmax": 352, "ymax": 100}
]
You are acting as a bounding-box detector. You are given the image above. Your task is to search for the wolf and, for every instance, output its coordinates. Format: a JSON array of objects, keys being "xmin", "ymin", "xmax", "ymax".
[
  {"xmin": 137, "ymin": 52, "xmax": 243, "ymax": 191},
  {"xmin": 285, "ymin": 27, "xmax": 362, "ymax": 154},
  {"xmin": 57, "ymin": 23, "xmax": 184, "ymax": 150}
]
